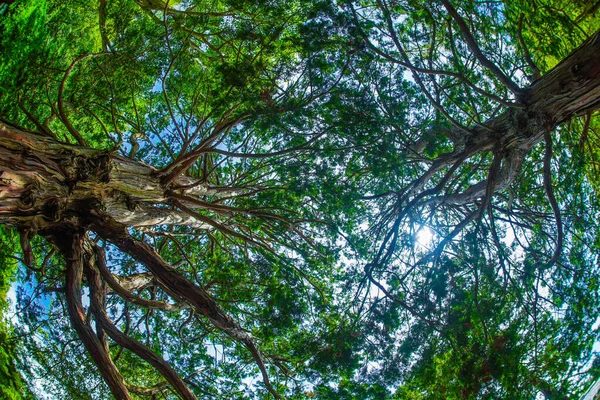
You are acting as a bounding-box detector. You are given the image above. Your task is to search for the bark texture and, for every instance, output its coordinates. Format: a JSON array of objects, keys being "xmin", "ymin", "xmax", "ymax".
[
  {"xmin": 0, "ymin": 123, "xmax": 215, "ymax": 230},
  {"xmin": 409, "ymin": 29, "xmax": 600, "ymax": 209}
]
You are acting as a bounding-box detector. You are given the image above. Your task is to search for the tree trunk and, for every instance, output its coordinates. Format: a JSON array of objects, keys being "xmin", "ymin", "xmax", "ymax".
[
  {"xmin": 0, "ymin": 123, "xmax": 211, "ymax": 232},
  {"xmin": 414, "ymin": 30, "xmax": 600, "ymax": 208},
  {"xmin": 0, "ymin": 120, "xmax": 283, "ymax": 398}
]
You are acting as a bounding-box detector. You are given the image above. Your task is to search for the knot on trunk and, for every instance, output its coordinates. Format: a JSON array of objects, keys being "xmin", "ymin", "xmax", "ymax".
[
  {"xmin": 20, "ymin": 181, "xmax": 40, "ymax": 209},
  {"xmin": 61, "ymin": 152, "xmax": 112, "ymax": 186},
  {"xmin": 503, "ymin": 109, "xmax": 546, "ymax": 148},
  {"xmin": 42, "ymin": 197, "xmax": 67, "ymax": 222}
]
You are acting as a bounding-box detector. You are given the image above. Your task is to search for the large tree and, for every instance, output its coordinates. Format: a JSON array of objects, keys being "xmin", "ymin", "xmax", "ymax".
[
  {"xmin": 0, "ymin": 0, "xmax": 344, "ymax": 398},
  {"xmin": 1, "ymin": 0, "xmax": 600, "ymax": 398},
  {"xmin": 336, "ymin": 0, "xmax": 600, "ymax": 398}
]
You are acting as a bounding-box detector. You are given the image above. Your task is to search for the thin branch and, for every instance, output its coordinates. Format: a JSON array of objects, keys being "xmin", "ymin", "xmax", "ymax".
[
  {"xmin": 95, "ymin": 245, "xmax": 184, "ymax": 312},
  {"xmin": 441, "ymin": 0, "xmax": 523, "ymax": 95},
  {"xmin": 58, "ymin": 54, "xmax": 107, "ymax": 146},
  {"xmin": 542, "ymin": 129, "xmax": 563, "ymax": 269},
  {"xmin": 159, "ymin": 115, "xmax": 246, "ymax": 186}
]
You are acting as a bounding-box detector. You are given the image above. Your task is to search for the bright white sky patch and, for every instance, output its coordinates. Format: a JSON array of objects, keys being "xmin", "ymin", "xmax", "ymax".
[
  {"xmin": 415, "ymin": 226, "xmax": 434, "ymax": 250},
  {"xmin": 5, "ymin": 283, "xmax": 18, "ymax": 325}
]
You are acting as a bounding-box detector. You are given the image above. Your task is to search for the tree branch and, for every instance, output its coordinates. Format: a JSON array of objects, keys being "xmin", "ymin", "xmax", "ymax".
[
  {"xmin": 57, "ymin": 231, "xmax": 131, "ymax": 399},
  {"xmin": 58, "ymin": 54, "xmax": 107, "ymax": 146},
  {"xmin": 87, "ymin": 211, "xmax": 282, "ymax": 399},
  {"xmin": 441, "ymin": 0, "xmax": 523, "ymax": 95},
  {"xmin": 95, "ymin": 245, "xmax": 184, "ymax": 312},
  {"xmin": 85, "ymin": 246, "xmax": 197, "ymax": 400},
  {"xmin": 542, "ymin": 130, "xmax": 563, "ymax": 269}
]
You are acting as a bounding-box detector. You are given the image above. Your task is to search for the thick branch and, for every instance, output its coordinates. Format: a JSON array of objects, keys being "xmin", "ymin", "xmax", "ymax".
[
  {"xmin": 85, "ymin": 247, "xmax": 197, "ymax": 400},
  {"xmin": 57, "ymin": 231, "xmax": 131, "ymax": 400},
  {"xmin": 525, "ymin": 30, "xmax": 600, "ymax": 123},
  {"xmin": 108, "ymin": 203, "xmax": 212, "ymax": 229},
  {"xmin": 87, "ymin": 211, "xmax": 282, "ymax": 398}
]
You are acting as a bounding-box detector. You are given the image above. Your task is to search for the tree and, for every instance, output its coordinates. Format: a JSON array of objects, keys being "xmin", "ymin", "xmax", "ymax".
[
  {"xmin": 337, "ymin": 0, "xmax": 600, "ymax": 397},
  {"xmin": 1, "ymin": 0, "xmax": 343, "ymax": 398},
  {"xmin": 1, "ymin": 0, "xmax": 599, "ymax": 399}
]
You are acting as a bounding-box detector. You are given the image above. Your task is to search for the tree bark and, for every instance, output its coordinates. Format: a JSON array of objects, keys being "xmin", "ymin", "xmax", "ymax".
[
  {"xmin": 0, "ymin": 123, "xmax": 212, "ymax": 231},
  {"xmin": 0, "ymin": 121, "xmax": 283, "ymax": 398},
  {"xmin": 414, "ymin": 29, "xmax": 600, "ymax": 208}
]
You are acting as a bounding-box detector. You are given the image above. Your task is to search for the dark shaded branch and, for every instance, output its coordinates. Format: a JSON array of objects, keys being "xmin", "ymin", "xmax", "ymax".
[
  {"xmin": 98, "ymin": 0, "xmax": 110, "ymax": 52},
  {"xmin": 364, "ymin": 262, "xmax": 444, "ymax": 333},
  {"xmin": 420, "ymin": 146, "xmax": 504, "ymax": 263},
  {"xmin": 576, "ymin": 0, "xmax": 600, "ymax": 22},
  {"xmin": 87, "ymin": 211, "xmax": 282, "ymax": 399},
  {"xmin": 208, "ymin": 129, "xmax": 326, "ymax": 159},
  {"xmin": 57, "ymin": 231, "xmax": 131, "ymax": 399},
  {"xmin": 369, "ymin": 0, "xmax": 472, "ymax": 135},
  {"xmin": 362, "ymin": 28, "xmax": 521, "ymax": 108},
  {"xmin": 159, "ymin": 116, "xmax": 246, "ymax": 187},
  {"xmin": 17, "ymin": 94, "xmax": 57, "ymax": 139},
  {"xmin": 542, "ymin": 130, "xmax": 563, "ymax": 269},
  {"xmin": 517, "ymin": 14, "xmax": 541, "ymax": 80},
  {"xmin": 85, "ymin": 246, "xmax": 197, "ymax": 400},
  {"xmin": 18, "ymin": 227, "xmax": 34, "ymax": 268},
  {"xmin": 173, "ymin": 200, "xmax": 266, "ymax": 248}
]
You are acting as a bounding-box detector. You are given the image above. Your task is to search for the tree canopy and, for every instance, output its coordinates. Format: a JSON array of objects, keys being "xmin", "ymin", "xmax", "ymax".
[{"xmin": 0, "ymin": 0, "xmax": 599, "ymax": 398}]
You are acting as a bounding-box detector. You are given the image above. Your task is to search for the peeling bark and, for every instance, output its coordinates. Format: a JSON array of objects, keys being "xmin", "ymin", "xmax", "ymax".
[
  {"xmin": 0, "ymin": 123, "xmax": 214, "ymax": 231},
  {"xmin": 412, "ymin": 29, "xmax": 600, "ymax": 208},
  {"xmin": 0, "ymin": 121, "xmax": 283, "ymax": 397}
]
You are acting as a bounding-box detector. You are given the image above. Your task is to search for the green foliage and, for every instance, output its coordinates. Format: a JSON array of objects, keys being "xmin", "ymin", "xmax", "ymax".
[{"xmin": 0, "ymin": 227, "xmax": 32, "ymax": 399}]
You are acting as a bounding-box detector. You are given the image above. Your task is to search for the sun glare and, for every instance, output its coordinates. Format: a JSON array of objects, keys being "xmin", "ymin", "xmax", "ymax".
[{"xmin": 415, "ymin": 226, "xmax": 434, "ymax": 249}]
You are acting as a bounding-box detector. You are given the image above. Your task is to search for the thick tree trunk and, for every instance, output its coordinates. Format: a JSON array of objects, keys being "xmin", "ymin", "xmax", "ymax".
[
  {"xmin": 525, "ymin": 30, "xmax": 600, "ymax": 125},
  {"xmin": 0, "ymin": 123, "xmax": 212, "ymax": 231}
]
